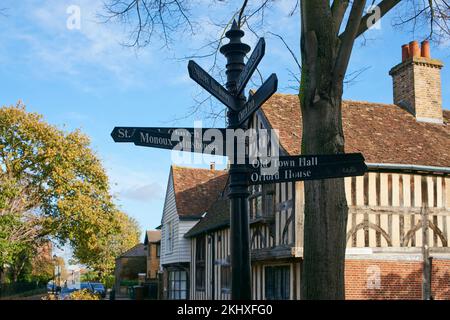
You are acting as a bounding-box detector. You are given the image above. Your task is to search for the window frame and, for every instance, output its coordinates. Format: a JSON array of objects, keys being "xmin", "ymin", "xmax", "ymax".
[
  {"xmin": 220, "ymin": 257, "xmax": 231, "ymax": 294},
  {"xmin": 264, "ymin": 265, "xmax": 291, "ymax": 300},
  {"xmin": 249, "ymin": 184, "xmax": 276, "ymax": 220},
  {"xmin": 156, "ymin": 243, "xmax": 161, "ymax": 257},
  {"xmin": 166, "ymin": 221, "xmax": 173, "ymax": 253},
  {"xmin": 168, "ymin": 270, "xmax": 188, "ymax": 300},
  {"xmin": 195, "ymin": 236, "xmax": 206, "ymax": 291}
]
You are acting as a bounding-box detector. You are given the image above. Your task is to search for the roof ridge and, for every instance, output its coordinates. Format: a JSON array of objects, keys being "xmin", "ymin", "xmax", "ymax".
[
  {"xmin": 120, "ymin": 243, "xmax": 145, "ymax": 257},
  {"xmin": 267, "ymin": 93, "xmax": 397, "ymax": 107},
  {"xmin": 342, "ymin": 99, "xmax": 397, "ymax": 107},
  {"xmin": 171, "ymin": 164, "xmax": 227, "ymax": 172}
]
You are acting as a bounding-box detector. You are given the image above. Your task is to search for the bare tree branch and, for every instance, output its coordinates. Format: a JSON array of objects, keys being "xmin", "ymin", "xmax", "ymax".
[
  {"xmin": 335, "ymin": 1, "xmax": 367, "ymax": 82},
  {"xmin": 238, "ymin": 0, "xmax": 249, "ymax": 27},
  {"xmin": 267, "ymin": 31, "xmax": 301, "ymax": 73},
  {"xmin": 356, "ymin": 0, "xmax": 402, "ymax": 37},
  {"xmin": 331, "ymin": 0, "xmax": 350, "ymax": 32},
  {"xmin": 392, "ymin": 0, "xmax": 450, "ymax": 42},
  {"xmin": 102, "ymin": 0, "xmax": 195, "ymax": 48}
]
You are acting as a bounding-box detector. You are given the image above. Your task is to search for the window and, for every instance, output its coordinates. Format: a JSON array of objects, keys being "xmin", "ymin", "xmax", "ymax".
[
  {"xmin": 262, "ymin": 183, "xmax": 275, "ymax": 217},
  {"xmin": 166, "ymin": 221, "xmax": 173, "ymax": 253},
  {"xmin": 249, "ymin": 183, "xmax": 276, "ymax": 219},
  {"xmin": 249, "ymin": 185, "xmax": 263, "ymax": 219},
  {"xmin": 221, "ymin": 259, "xmax": 231, "ymax": 293},
  {"xmin": 156, "ymin": 244, "xmax": 160, "ymax": 257},
  {"xmin": 264, "ymin": 266, "xmax": 290, "ymax": 300},
  {"xmin": 195, "ymin": 237, "xmax": 206, "ymax": 291},
  {"xmin": 168, "ymin": 270, "xmax": 187, "ymax": 299}
]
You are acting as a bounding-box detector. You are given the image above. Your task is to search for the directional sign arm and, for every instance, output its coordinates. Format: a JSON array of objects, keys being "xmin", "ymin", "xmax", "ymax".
[
  {"xmin": 236, "ymin": 38, "xmax": 266, "ymax": 96},
  {"xmin": 248, "ymin": 153, "xmax": 366, "ymax": 170},
  {"xmin": 238, "ymin": 73, "xmax": 278, "ymax": 126},
  {"xmin": 111, "ymin": 127, "xmax": 139, "ymax": 142},
  {"xmin": 111, "ymin": 126, "xmax": 228, "ymax": 156},
  {"xmin": 188, "ymin": 60, "xmax": 238, "ymax": 111},
  {"xmin": 248, "ymin": 159, "xmax": 367, "ymax": 185}
]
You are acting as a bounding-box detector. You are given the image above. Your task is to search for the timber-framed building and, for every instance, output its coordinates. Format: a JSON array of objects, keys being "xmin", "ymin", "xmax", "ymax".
[{"xmin": 161, "ymin": 41, "xmax": 450, "ymax": 300}]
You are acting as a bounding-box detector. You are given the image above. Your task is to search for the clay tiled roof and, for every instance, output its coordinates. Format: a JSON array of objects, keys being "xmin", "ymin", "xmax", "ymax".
[
  {"xmin": 144, "ymin": 230, "xmax": 161, "ymax": 244},
  {"xmin": 260, "ymin": 94, "xmax": 450, "ymax": 168},
  {"xmin": 184, "ymin": 199, "xmax": 230, "ymax": 238},
  {"xmin": 117, "ymin": 243, "xmax": 146, "ymax": 258},
  {"xmin": 172, "ymin": 166, "xmax": 228, "ymax": 218}
]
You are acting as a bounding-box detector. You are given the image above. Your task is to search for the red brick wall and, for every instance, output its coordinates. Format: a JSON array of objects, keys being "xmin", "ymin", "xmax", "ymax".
[
  {"xmin": 345, "ymin": 260, "xmax": 423, "ymax": 300},
  {"xmin": 431, "ymin": 259, "xmax": 450, "ymax": 300},
  {"xmin": 345, "ymin": 259, "xmax": 450, "ymax": 300}
]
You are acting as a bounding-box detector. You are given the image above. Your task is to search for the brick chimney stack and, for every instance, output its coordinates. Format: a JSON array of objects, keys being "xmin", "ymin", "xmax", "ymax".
[{"xmin": 389, "ymin": 40, "xmax": 444, "ymax": 124}]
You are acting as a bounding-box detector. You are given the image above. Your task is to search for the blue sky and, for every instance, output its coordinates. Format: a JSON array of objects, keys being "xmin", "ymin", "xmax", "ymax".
[{"xmin": 1, "ymin": 1, "xmax": 449, "ymax": 245}]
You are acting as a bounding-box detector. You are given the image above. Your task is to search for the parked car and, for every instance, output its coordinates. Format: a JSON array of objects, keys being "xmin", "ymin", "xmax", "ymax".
[
  {"xmin": 80, "ymin": 282, "xmax": 94, "ymax": 292},
  {"xmin": 90, "ymin": 283, "xmax": 106, "ymax": 298},
  {"xmin": 47, "ymin": 281, "xmax": 61, "ymax": 293},
  {"xmin": 59, "ymin": 287, "xmax": 78, "ymax": 300}
]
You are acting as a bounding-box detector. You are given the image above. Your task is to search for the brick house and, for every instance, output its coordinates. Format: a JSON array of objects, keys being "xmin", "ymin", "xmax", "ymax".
[
  {"xmin": 143, "ymin": 230, "xmax": 161, "ymax": 299},
  {"xmin": 114, "ymin": 243, "xmax": 147, "ymax": 295},
  {"xmin": 144, "ymin": 230, "xmax": 161, "ymax": 280},
  {"xmin": 181, "ymin": 40, "xmax": 450, "ymax": 300}
]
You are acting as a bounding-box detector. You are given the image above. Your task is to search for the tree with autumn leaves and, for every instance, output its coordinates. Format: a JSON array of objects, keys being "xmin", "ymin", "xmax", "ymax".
[{"xmin": 0, "ymin": 102, "xmax": 140, "ymax": 282}]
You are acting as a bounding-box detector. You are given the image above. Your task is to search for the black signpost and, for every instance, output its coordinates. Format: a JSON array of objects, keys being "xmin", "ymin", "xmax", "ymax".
[
  {"xmin": 188, "ymin": 61, "xmax": 237, "ymax": 111},
  {"xmin": 247, "ymin": 155, "xmax": 367, "ymax": 185},
  {"xmin": 235, "ymin": 38, "xmax": 265, "ymax": 96},
  {"xmin": 111, "ymin": 126, "xmax": 227, "ymax": 155},
  {"xmin": 111, "ymin": 20, "xmax": 368, "ymax": 300},
  {"xmin": 237, "ymin": 73, "xmax": 278, "ymax": 126}
]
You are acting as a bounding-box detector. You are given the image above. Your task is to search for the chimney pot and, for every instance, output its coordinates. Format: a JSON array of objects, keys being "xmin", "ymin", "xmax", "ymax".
[
  {"xmin": 210, "ymin": 162, "xmax": 215, "ymax": 170},
  {"xmin": 390, "ymin": 40, "xmax": 444, "ymax": 124},
  {"xmin": 402, "ymin": 44, "xmax": 410, "ymax": 62},
  {"xmin": 421, "ymin": 40, "xmax": 431, "ymax": 58},
  {"xmin": 409, "ymin": 41, "xmax": 420, "ymax": 58}
]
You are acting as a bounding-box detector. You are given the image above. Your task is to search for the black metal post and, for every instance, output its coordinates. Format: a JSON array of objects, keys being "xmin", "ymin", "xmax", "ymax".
[{"xmin": 220, "ymin": 21, "xmax": 252, "ymax": 300}]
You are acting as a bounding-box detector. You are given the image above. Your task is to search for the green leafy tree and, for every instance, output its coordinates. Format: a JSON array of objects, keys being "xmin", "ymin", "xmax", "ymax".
[
  {"xmin": 0, "ymin": 102, "xmax": 139, "ymax": 280},
  {"xmin": 74, "ymin": 211, "xmax": 141, "ymax": 280}
]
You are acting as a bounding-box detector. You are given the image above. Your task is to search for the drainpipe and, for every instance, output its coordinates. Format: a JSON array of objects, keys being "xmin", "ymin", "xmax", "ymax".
[
  {"xmin": 366, "ymin": 163, "xmax": 450, "ymax": 175},
  {"xmin": 422, "ymin": 205, "xmax": 431, "ymax": 300}
]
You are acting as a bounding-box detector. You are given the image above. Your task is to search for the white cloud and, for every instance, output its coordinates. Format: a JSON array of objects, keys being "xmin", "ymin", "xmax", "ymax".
[
  {"xmin": 120, "ymin": 183, "xmax": 164, "ymax": 202},
  {"xmin": 3, "ymin": 0, "xmax": 154, "ymax": 88},
  {"xmin": 104, "ymin": 156, "xmax": 166, "ymax": 204}
]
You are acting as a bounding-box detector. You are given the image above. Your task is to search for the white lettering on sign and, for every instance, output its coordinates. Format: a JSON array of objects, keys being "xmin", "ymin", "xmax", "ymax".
[
  {"xmin": 139, "ymin": 132, "xmax": 173, "ymax": 146},
  {"xmin": 250, "ymin": 169, "xmax": 312, "ymax": 183},
  {"xmin": 250, "ymin": 171, "xmax": 280, "ymax": 183},
  {"xmin": 251, "ymin": 156, "xmax": 318, "ymax": 169},
  {"xmin": 238, "ymin": 98, "xmax": 255, "ymax": 122},
  {"xmin": 237, "ymin": 39, "xmax": 264, "ymax": 90},
  {"xmin": 191, "ymin": 63, "xmax": 232, "ymax": 106},
  {"xmin": 118, "ymin": 128, "xmax": 134, "ymax": 139},
  {"xmin": 283, "ymin": 169, "xmax": 312, "ymax": 180}
]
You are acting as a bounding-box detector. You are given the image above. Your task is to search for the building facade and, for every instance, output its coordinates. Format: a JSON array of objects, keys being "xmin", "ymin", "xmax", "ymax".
[
  {"xmin": 144, "ymin": 230, "xmax": 161, "ymax": 280},
  {"xmin": 182, "ymin": 41, "xmax": 450, "ymax": 300},
  {"xmin": 114, "ymin": 244, "xmax": 147, "ymax": 296},
  {"xmin": 159, "ymin": 165, "xmax": 228, "ymax": 299}
]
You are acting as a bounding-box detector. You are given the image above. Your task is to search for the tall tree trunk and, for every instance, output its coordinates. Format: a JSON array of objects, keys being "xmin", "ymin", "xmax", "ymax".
[
  {"xmin": 0, "ymin": 267, "xmax": 4, "ymax": 284},
  {"xmin": 299, "ymin": 0, "xmax": 360, "ymax": 300},
  {"xmin": 300, "ymin": 92, "xmax": 348, "ymax": 300}
]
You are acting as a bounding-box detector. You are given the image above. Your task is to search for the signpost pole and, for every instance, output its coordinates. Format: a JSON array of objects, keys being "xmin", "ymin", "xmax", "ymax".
[
  {"xmin": 220, "ymin": 21, "xmax": 252, "ymax": 300},
  {"xmin": 111, "ymin": 18, "xmax": 366, "ymax": 302}
]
